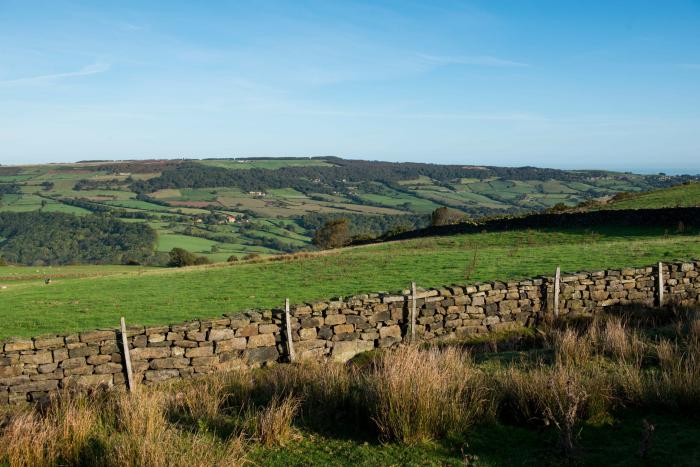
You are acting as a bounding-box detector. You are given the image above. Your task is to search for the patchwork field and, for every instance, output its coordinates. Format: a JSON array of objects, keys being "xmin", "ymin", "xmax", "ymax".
[
  {"xmin": 1, "ymin": 158, "xmax": 691, "ymax": 260},
  {"xmin": 1, "ymin": 226, "xmax": 699, "ymax": 338}
]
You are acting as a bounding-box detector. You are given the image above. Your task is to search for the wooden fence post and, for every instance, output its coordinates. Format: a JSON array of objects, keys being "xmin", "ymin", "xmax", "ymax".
[
  {"xmin": 411, "ymin": 282, "xmax": 417, "ymax": 344},
  {"xmin": 120, "ymin": 317, "xmax": 134, "ymax": 392},
  {"xmin": 553, "ymin": 266, "xmax": 561, "ymax": 318},
  {"xmin": 658, "ymin": 262, "xmax": 664, "ymax": 307},
  {"xmin": 284, "ymin": 298, "xmax": 296, "ymax": 362}
]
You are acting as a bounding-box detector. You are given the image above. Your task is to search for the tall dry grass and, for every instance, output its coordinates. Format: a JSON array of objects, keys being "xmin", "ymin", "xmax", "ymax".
[
  {"xmin": 3, "ymin": 306, "xmax": 700, "ymax": 464},
  {"xmin": 247, "ymin": 395, "xmax": 300, "ymax": 447},
  {"xmin": 366, "ymin": 345, "xmax": 489, "ymax": 444},
  {"xmin": 0, "ymin": 393, "xmax": 100, "ymax": 466}
]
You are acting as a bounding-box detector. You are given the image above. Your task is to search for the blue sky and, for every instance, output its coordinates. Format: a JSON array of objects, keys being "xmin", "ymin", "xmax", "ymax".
[{"xmin": 1, "ymin": 1, "xmax": 699, "ymax": 172}]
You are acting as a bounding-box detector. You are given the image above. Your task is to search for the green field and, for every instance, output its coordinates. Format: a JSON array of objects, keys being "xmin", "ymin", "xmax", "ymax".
[
  {"xmin": 1, "ymin": 226, "xmax": 699, "ymax": 338},
  {"xmin": 2, "ymin": 158, "xmax": 691, "ymax": 260},
  {"xmin": 601, "ymin": 181, "xmax": 700, "ymax": 209}
]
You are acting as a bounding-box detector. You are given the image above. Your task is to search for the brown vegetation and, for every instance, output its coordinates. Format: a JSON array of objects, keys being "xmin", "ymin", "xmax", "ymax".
[{"xmin": 2, "ymin": 306, "xmax": 699, "ymax": 464}]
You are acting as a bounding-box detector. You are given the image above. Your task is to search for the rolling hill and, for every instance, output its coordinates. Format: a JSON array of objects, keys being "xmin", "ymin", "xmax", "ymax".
[
  {"xmin": 595, "ymin": 181, "xmax": 700, "ymax": 210},
  {"xmin": 0, "ymin": 157, "xmax": 694, "ymax": 263}
]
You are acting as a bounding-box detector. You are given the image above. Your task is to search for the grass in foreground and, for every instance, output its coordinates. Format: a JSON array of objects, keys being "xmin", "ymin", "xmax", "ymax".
[
  {"xmin": 1, "ymin": 226, "xmax": 699, "ymax": 338},
  {"xmin": 2, "ymin": 306, "xmax": 700, "ymax": 466}
]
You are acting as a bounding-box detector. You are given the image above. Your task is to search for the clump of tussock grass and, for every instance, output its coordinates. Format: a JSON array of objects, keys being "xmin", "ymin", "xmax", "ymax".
[
  {"xmin": 366, "ymin": 345, "xmax": 489, "ymax": 444},
  {"xmin": 245, "ymin": 395, "xmax": 300, "ymax": 447},
  {"xmin": 0, "ymin": 392, "xmax": 101, "ymax": 466}
]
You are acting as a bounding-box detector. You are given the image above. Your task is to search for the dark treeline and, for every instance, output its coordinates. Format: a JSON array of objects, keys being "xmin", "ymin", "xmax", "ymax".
[
  {"xmin": 380, "ymin": 207, "xmax": 700, "ymax": 243},
  {"xmin": 129, "ymin": 158, "xmax": 686, "ymax": 196},
  {"xmin": 73, "ymin": 178, "xmax": 126, "ymax": 191},
  {"xmin": 0, "ymin": 212, "xmax": 157, "ymax": 265},
  {"xmin": 0, "ymin": 183, "xmax": 21, "ymax": 195},
  {"xmin": 299, "ymin": 212, "xmax": 430, "ymax": 240},
  {"xmin": 90, "ymin": 160, "xmax": 182, "ymax": 174}
]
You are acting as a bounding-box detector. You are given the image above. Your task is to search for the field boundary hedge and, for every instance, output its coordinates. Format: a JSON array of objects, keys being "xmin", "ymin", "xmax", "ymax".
[{"xmin": 377, "ymin": 207, "xmax": 700, "ymax": 242}]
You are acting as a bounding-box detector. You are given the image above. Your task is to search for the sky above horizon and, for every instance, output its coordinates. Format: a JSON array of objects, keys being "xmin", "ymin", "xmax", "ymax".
[{"xmin": 1, "ymin": 1, "xmax": 699, "ymax": 173}]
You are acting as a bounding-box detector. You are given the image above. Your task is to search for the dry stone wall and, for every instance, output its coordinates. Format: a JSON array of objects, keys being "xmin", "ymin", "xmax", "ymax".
[{"xmin": 2, "ymin": 260, "xmax": 699, "ymax": 404}]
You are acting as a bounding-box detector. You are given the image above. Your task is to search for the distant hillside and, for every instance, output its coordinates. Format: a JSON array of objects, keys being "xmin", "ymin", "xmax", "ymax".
[
  {"xmin": 594, "ymin": 181, "xmax": 700, "ymax": 210},
  {"xmin": 0, "ymin": 157, "xmax": 695, "ymax": 262}
]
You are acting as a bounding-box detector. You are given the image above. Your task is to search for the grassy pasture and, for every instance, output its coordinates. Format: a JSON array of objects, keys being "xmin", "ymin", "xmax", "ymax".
[
  {"xmin": 1, "ymin": 226, "xmax": 699, "ymax": 338},
  {"xmin": 603, "ymin": 182, "xmax": 700, "ymax": 209}
]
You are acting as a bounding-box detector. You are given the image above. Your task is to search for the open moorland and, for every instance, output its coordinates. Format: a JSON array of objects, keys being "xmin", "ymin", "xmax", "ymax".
[
  {"xmin": 1, "ymin": 306, "xmax": 699, "ymax": 465},
  {"xmin": 0, "ymin": 158, "xmax": 692, "ymax": 260}
]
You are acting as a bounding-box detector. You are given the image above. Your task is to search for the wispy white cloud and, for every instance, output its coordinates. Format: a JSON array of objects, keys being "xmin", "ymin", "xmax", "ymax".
[
  {"xmin": 0, "ymin": 61, "xmax": 110, "ymax": 86},
  {"xmin": 418, "ymin": 53, "xmax": 529, "ymax": 68}
]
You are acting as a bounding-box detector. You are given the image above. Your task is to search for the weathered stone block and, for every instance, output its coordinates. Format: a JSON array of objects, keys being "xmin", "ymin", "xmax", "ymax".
[
  {"xmin": 4, "ymin": 339, "xmax": 33, "ymax": 352},
  {"xmin": 144, "ymin": 369, "xmax": 179, "ymax": 382},
  {"xmin": 209, "ymin": 328, "xmax": 236, "ymax": 341},
  {"xmin": 186, "ymin": 331, "xmax": 207, "ymax": 342},
  {"xmin": 63, "ymin": 365, "xmax": 93, "ymax": 376},
  {"xmin": 325, "ymin": 314, "xmax": 346, "ymax": 326},
  {"xmin": 215, "ymin": 338, "xmax": 247, "ymax": 352},
  {"xmin": 236, "ymin": 325, "xmax": 258, "ymax": 338},
  {"xmin": 10, "ymin": 380, "xmax": 58, "ymax": 393},
  {"xmin": 130, "ymin": 347, "xmax": 171, "ymax": 360},
  {"xmin": 248, "ymin": 333, "xmax": 276, "ymax": 348},
  {"xmin": 368, "ymin": 310, "xmax": 391, "ymax": 324},
  {"xmin": 148, "ymin": 334, "xmax": 166, "ymax": 343},
  {"xmin": 80, "ymin": 330, "xmax": 116, "ymax": 343},
  {"xmin": 259, "ymin": 324, "xmax": 280, "ymax": 334},
  {"xmin": 33, "ymin": 336, "xmax": 65, "ymax": 350},
  {"xmin": 18, "ymin": 351, "xmax": 51, "ymax": 365},
  {"xmin": 301, "ymin": 317, "xmax": 323, "ymax": 328},
  {"xmin": 333, "ymin": 324, "xmax": 354, "ymax": 335},
  {"xmin": 94, "ymin": 363, "xmax": 124, "ymax": 374},
  {"xmin": 0, "ymin": 365, "xmax": 23, "ymax": 378},
  {"xmin": 317, "ymin": 326, "xmax": 333, "ymax": 340},
  {"xmin": 331, "ymin": 340, "xmax": 374, "ymax": 362},
  {"xmin": 185, "ymin": 346, "xmax": 213, "ymax": 358},
  {"xmin": 298, "ymin": 328, "xmax": 317, "ymax": 340},
  {"xmin": 191, "ymin": 356, "xmax": 218, "ymax": 367},
  {"xmin": 246, "ymin": 346, "xmax": 279, "ymax": 365},
  {"xmin": 87, "ymin": 355, "xmax": 112, "ymax": 365},
  {"xmin": 150, "ymin": 357, "xmax": 190, "ymax": 370},
  {"xmin": 379, "ymin": 325, "xmax": 401, "ymax": 340}
]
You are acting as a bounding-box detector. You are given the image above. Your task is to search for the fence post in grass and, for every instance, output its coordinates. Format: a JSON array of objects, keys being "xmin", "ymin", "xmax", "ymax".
[
  {"xmin": 410, "ymin": 281, "xmax": 417, "ymax": 344},
  {"xmin": 658, "ymin": 262, "xmax": 665, "ymax": 307},
  {"xmin": 120, "ymin": 317, "xmax": 135, "ymax": 392},
  {"xmin": 284, "ymin": 298, "xmax": 296, "ymax": 363},
  {"xmin": 553, "ymin": 266, "xmax": 561, "ymax": 319}
]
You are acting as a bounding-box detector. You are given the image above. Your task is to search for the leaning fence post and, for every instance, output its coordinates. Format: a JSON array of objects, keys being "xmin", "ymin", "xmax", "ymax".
[
  {"xmin": 120, "ymin": 317, "xmax": 135, "ymax": 392},
  {"xmin": 284, "ymin": 298, "xmax": 296, "ymax": 362},
  {"xmin": 410, "ymin": 281, "xmax": 417, "ymax": 344},
  {"xmin": 658, "ymin": 262, "xmax": 664, "ymax": 307},
  {"xmin": 553, "ymin": 266, "xmax": 561, "ymax": 318}
]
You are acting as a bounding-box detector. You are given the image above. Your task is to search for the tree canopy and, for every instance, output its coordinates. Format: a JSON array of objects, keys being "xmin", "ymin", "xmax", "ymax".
[{"xmin": 0, "ymin": 212, "xmax": 156, "ymax": 265}]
